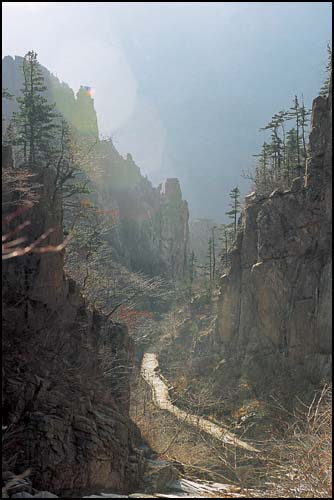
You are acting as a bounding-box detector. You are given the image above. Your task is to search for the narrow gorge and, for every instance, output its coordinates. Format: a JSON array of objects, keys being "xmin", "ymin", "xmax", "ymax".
[{"xmin": 2, "ymin": 14, "xmax": 332, "ymax": 499}]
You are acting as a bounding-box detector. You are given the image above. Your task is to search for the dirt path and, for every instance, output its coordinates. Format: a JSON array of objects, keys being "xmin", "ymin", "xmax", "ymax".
[{"xmin": 141, "ymin": 353, "xmax": 259, "ymax": 454}]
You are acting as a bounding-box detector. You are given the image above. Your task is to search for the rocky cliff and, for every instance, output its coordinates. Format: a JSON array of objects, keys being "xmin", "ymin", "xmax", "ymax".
[
  {"xmin": 2, "ymin": 55, "xmax": 189, "ymax": 281},
  {"xmin": 2, "ymin": 54, "xmax": 190, "ymax": 495},
  {"xmin": 2, "ymin": 55, "xmax": 99, "ymax": 139},
  {"xmin": 2, "ymin": 147, "xmax": 144, "ymax": 496},
  {"xmin": 93, "ymin": 140, "xmax": 189, "ymax": 279},
  {"xmin": 217, "ymin": 79, "xmax": 332, "ymax": 386}
]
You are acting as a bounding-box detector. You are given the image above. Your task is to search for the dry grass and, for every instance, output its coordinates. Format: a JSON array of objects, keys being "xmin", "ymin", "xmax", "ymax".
[
  {"xmin": 131, "ymin": 375, "xmax": 266, "ymax": 488},
  {"xmin": 265, "ymin": 384, "xmax": 332, "ymax": 498},
  {"xmin": 131, "ymin": 376, "xmax": 238, "ymax": 484},
  {"xmin": 132, "ymin": 365, "xmax": 332, "ymax": 498}
]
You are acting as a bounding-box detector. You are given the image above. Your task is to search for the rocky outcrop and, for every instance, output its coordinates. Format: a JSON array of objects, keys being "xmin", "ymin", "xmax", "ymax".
[
  {"xmin": 2, "ymin": 149, "xmax": 144, "ymax": 496},
  {"xmin": 94, "ymin": 141, "xmax": 189, "ymax": 279},
  {"xmin": 2, "ymin": 56, "xmax": 189, "ymax": 281},
  {"xmin": 2, "ymin": 55, "xmax": 99, "ymax": 139},
  {"xmin": 2, "ymin": 469, "xmax": 59, "ymax": 497},
  {"xmin": 217, "ymin": 79, "xmax": 332, "ymax": 385},
  {"xmin": 160, "ymin": 179, "xmax": 189, "ymax": 279}
]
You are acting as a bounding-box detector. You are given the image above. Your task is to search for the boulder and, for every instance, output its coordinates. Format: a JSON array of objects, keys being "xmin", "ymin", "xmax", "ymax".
[
  {"xmin": 11, "ymin": 493, "xmax": 34, "ymax": 498},
  {"xmin": 33, "ymin": 493, "xmax": 58, "ymax": 498},
  {"xmin": 143, "ymin": 459, "xmax": 179, "ymax": 492}
]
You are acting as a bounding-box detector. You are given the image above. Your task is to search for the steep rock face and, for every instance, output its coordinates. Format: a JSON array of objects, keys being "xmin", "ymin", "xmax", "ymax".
[
  {"xmin": 2, "ymin": 55, "xmax": 99, "ymax": 139},
  {"xmin": 218, "ymin": 81, "xmax": 332, "ymax": 384},
  {"xmin": 160, "ymin": 178, "xmax": 189, "ymax": 279},
  {"xmin": 2, "ymin": 56, "xmax": 189, "ymax": 281},
  {"xmin": 94, "ymin": 141, "xmax": 189, "ymax": 279},
  {"xmin": 2, "ymin": 149, "xmax": 144, "ymax": 496}
]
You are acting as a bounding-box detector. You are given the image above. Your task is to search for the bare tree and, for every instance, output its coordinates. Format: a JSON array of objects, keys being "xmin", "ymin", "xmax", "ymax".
[{"xmin": 2, "ymin": 202, "xmax": 71, "ymax": 260}]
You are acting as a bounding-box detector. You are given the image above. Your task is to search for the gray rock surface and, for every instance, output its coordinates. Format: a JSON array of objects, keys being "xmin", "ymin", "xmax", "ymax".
[
  {"xmin": 2, "ymin": 155, "xmax": 144, "ymax": 496},
  {"xmin": 217, "ymin": 76, "xmax": 332, "ymax": 384},
  {"xmin": 33, "ymin": 493, "xmax": 59, "ymax": 498},
  {"xmin": 143, "ymin": 459, "xmax": 179, "ymax": 492},
  {"xmin": 6, "ymin": 479, "xmax": 32, "ymax": 495},
  {"xmin": 11, "ymin": 493, "xmax": 34, "ymax": 499},
  {"xmin": 2, "ymin": 56, "xmax": 190, "ymax": 281}
]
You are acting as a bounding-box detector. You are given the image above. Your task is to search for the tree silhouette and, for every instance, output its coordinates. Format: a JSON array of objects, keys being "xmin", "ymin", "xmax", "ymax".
[
  {"xmin": 13, "ymin": 50, "xmax": 58, "ymax": 166},
  {"xmin": 226, "ymin": 186, "xmax": 240, "ymax": 236}
]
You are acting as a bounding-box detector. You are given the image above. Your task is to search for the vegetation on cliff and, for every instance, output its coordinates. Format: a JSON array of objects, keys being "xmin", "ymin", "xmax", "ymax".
[{"xmin": 2, "ymin": 22, "xmax": 332, "ymax": 498}]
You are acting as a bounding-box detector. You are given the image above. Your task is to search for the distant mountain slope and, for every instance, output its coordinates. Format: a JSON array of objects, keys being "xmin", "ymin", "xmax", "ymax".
[
  {"xmin": 2, "ymin": 54, "xmax": 189, "ymax": 280},
  {"xmin": 2, "ymin": 55, "xmax": 99, "ymax": 138}
]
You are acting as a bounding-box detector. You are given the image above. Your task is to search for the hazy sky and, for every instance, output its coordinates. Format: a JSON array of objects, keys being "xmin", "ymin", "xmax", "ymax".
[{"xmin": 2, "ymin": 2, "xmax": 332, "ymax": 219}]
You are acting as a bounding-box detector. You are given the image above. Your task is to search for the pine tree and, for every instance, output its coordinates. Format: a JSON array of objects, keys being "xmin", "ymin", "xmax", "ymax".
[
  {"xmin": 13, "ymin": 50, "xmax": 59, "ymax": 166},
  {"xmin": 276, "ymin": 110, "xmax": 289, "ymax": 171},
  {"xmin": 259, "ymin": 113, "xmax": 286, "ymax": 183},
  {"xmin": 257, "ymin": 141, "xmax": 272, "ymax": 193},
  {"xmin": 320, "ymin": 44, "xmax": 332, "ymax": 98},
  {"xmin": 242, "ymin": 141, "xmax": 272, "ymax": 195},
  {"xmin": 300, "ymin": 95, "xmax": 311, "ymax": 169},
  {"xmin": 285, "ymin": 128, "xmax": 299, "ymax": 181},
  {"xmin": 188, "ymin": 250, "xmax": 197, "ymax": 298},
  {"xmin": 218, "ymin": 224, "xmax": 233, "ymax": 271},
  {"xmin": 226, "ymin": 186, "xmax": 241, "ymax": 236},
  {"xmin": 248, "ymin": 92, "xmax": 311, "ymax": 196},
  {"xmin": 287, "ymin": 96, "xmax": 302, "ymax": 175}
]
